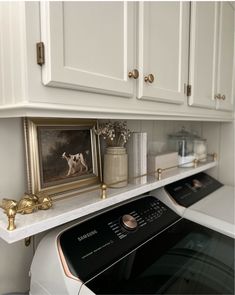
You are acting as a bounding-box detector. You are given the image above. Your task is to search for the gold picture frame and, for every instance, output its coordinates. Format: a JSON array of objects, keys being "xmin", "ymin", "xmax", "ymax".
[{"xmin": 24, "ymin": 118, "xmax": 101, "ymax": 196}]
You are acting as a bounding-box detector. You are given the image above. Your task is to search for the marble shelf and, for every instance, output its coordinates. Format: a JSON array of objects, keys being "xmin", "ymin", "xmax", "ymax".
[{"xmin": 0, "ymin": 160, "xmax": 217, "ymax": 243}]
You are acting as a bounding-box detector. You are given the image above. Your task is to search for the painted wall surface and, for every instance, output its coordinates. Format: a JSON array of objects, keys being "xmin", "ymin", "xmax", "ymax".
[
  {"xmin": 218, "ymin": 121, "xmax": 234, "ymax": 186},
  {"xmin": 0, "ymin": 118, "xmax": 233, "ymax": 294},
  {"xmin": 0, "ymin": 118, "xmax": 34, "ymax": 295}
]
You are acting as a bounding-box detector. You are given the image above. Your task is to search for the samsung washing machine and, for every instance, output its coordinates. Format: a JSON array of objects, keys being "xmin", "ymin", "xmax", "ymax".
[{"xmin": 30, "ymin": 179, "xmax": 234, "ymax": 295}]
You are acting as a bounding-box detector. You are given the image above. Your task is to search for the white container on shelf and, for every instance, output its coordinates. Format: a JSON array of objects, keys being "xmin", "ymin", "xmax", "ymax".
[
  {"xmin": 127, "ymin": 132, "xmax": 147, "ymax": 185},
  {"xmin": 104, "ymin": 147, "xmax": 128, "ymax": 188},
  {"xmin": 148, "ymin": 152, "xmax": 178, "ymax": 176},
  {"xmin": 178, "ymin": 154, "xmax": 196, "ymax": 167},
  {"xmin": 194, "ymin": 139, "xmax": 207, "ymax": 162}
]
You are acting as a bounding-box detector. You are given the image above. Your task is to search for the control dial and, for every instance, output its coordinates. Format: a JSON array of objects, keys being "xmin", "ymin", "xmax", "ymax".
[{"xmin": 121, "ymin": 214, "xmax": 138, "ymax": 230}]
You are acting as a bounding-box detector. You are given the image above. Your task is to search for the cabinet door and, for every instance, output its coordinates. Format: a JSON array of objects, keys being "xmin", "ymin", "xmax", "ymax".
[
  {"xmin": 40, "ymin": 2, "xmax": 135, "ymax": 97},
  {"xmin": 137, "ymin": 2, "xmax": 189, "ymax": 104},
  {"xmin": 216, "ymin": 2, "xmax": 235, "ymax": 111},
  {"xmin": 189, "ymin": 2, "xmax": 219, "ymax": 109}
]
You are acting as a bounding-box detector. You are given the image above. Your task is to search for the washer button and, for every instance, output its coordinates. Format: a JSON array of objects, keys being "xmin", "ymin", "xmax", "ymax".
[{"xmin": 121, "ymin": 214, "xmax": 138, "ymax": 230}]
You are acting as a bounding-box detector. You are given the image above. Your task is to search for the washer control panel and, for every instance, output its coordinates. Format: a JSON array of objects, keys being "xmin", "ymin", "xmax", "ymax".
[
  {"xmin": 59, "ymin": 195, "xmax": 180, "ymax": 281},
  {"xmin": 108, "ymin": 199, "xmax": 168, "ymax": 240}
]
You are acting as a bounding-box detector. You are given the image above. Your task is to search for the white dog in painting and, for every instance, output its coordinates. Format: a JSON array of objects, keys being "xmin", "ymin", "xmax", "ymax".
[{"xmin": 62, "ymin": 152, "xmax": 89, "ymax": 176}]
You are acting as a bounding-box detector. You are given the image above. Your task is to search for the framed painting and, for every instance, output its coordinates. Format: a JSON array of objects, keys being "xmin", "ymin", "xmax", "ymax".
[{"xmin": 24, "ymin": 118, "xmax": 101, "ymax": 195}]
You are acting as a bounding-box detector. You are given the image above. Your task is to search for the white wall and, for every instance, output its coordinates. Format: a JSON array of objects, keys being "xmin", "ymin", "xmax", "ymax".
[
  {"xmin": 218, "ymin": 121, "xmax": 234, "ymax": 186},
  {"xmin": 0, "ymin": 118, "xmax": 233, "ymax": 294},
  {"xmin": 0, "ymin": 118, "xmax": 33, "ymax": 295}
]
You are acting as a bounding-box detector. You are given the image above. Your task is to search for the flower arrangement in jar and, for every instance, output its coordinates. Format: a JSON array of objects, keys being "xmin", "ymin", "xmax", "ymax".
[
  {"xmin": 94, "ymin": 121, "xmax": 131, "ymax": 147},
  {"xmin": 94, "ymin": 121, "xmax": 131, "ymax": 188}
]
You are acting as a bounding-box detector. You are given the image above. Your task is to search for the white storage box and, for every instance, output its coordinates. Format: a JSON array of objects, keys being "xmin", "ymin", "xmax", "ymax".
[{"xmin": 148, "ymin": 152, "xmax": 178, "ymax": 177}]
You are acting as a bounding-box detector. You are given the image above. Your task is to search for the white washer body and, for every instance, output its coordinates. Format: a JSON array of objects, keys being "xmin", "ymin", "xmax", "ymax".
[
  {"xmin": 152, "ymin": 185, "xmax": 235, "ymax": 238},
  {"xmin": 30, "ymin": 222, "xmax": 95, "ymax": 295}
]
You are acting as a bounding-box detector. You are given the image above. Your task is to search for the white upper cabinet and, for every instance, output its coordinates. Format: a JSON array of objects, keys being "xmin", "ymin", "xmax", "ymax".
[
  {"xmin": 189, "ymin": 2, "xmax": 235, "ymax": 111},
  {"xmin": 40, "ymin": 2, "xmax": 135, "ymax": 97},
  {"xmin": 137, "ymin": 2, "xmax": 189, "ymax": 104},
  {"xmin": 216, "ymin": 2, "xmax": 235, "ymax": 111}
]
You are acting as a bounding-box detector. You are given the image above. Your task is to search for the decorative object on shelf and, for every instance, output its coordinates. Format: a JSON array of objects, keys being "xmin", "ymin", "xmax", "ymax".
[
  {"xmin": 94, "ymin": 121, "xmax": 131, "ymax": 188},
  {"xmin": 103, "ymin": 147, "xmax": 128, "ymax": 188},
  {"xmin": 148, "ymin": 152, "xmax": 178, "ymax": 178},
  {"xmin": 168, "ymin": 127, "xmax": 200, "ymax": 167},
  {"xmin": 24, "ymin": 118, "xmax": 101, "ymax": 195},
  {"xmin": 17, "ymin": 192, "xmax": 53, "ymax": 214},
  {"xmin": 38, "ymin": 194, "xmax": 53, "ymax": 210},
  {"xmin": 1, "ymin": 198, "xmax": 18, "ymax": 231},
  {"xmin": 128, "ymin": 132, "xmax": 147, "ymax": 185},
  {"xmin": 18, "ymin": 193, "xmax": 38, "ymax": 214},
  {"xmin": 193, "ymin": 138, "xmax": 207, "ymax": 162}
]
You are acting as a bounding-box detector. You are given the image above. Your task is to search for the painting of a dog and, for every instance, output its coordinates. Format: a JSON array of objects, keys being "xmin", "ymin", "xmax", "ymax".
[
  {"xmin": 62, "ymin": 151, "xmax": 89, "ymax": 176},
  {"xmin": 25, "ymin": 118, "xmax": 101, "ymax": 195}
]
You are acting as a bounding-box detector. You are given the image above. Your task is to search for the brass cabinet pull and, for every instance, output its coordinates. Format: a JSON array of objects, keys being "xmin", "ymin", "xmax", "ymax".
[
  {"xmin": 214, "ymin": 93, "xmax": 221, "ymax": 100},
  {"xmin": 128, "ymin": 69, "xmax": 139, "ymax": 79},
  {"xmin": 214, "ymin": 94, "xmax": 226, "ymax": 100},
  {"xmin": 144, "ymin": 74, "xmax": 155, "ymax": 83}
]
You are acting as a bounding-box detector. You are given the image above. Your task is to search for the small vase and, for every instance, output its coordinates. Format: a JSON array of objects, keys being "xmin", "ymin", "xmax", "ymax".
[{"xmin": 104, "ymin": 147, "xmax": 128, "ymax": 188}]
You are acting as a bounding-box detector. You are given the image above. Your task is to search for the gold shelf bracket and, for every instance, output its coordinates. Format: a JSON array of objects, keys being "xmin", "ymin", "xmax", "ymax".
[{"xmin": 25, "ymin": 236, "xmax": 31, "ymax": 247}]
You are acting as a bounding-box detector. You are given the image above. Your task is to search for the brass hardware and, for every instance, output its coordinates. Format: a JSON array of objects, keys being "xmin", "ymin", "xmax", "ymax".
[
  {"xmin": 128, "ymin": 69, "xmax": 139, "ymax": 79},
  {"xmin": 2, "ymin": 199, "xmax": 18, "ymax": 231},
  {"xmin": 2, "ymin": 199, "xmax": 17, "ymax": 214},
  {"xmin": 157, "ymin": 168, "xmax": 162, "ymax": 180},
  {"xmin": 214, "ymin": 93, "xmax": 225, "ymax": 100},
  {"xmin": 144, "ymin": 74, "xmax": 154, "ymax": 83},
  {"xmin": 18, "ymin": 193, "xmax": 38, "ymax": 214},
  {"xmin": 36, "ymin": 42, "xmax": 45, "ymax": 66},
  {"xmin": 193, "ymin": 159, "xmax": 199, "ymax": 168},
  {"xmin": 38, "ymin": 195, "xmax": 53, "ymax": 210},
  {"xmin": 187, "ymin": 85, "xmax": 192, "ymax": 96},
  {"xmin": 17, "ymin": 193, "xmax": 52, "ymax": 214},
  {"xmin": 213, "ymin": 153, "xmax": 217, "ymax": 161},
  {"xmin": 25, "ymin": 237, "xmax": 31, "ymax": 247},
  {"xmin": 100, "ymin": 183, "xmax": 107, "ymax": 199}
]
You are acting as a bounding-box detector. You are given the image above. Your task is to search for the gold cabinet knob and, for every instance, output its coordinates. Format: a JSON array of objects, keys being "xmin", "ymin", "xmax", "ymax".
[
  {"xmin": 214, "ymin": 93, "xmax": 221, "ymax": 100},
  {"xmin": 144, "ymin": 74, "xmax": 155, "ymax": 83},
  {"xmin": 128, "ymin": 69, "xmax": 139, "ymax": 79}
]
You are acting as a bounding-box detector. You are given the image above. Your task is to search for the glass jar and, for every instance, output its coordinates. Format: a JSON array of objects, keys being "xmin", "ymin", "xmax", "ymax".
[{"xmin": 168, "ymin": 127, "xmax": 198, "ymax": 167}]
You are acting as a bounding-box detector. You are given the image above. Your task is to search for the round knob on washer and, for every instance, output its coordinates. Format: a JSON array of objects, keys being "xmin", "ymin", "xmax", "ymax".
[{"xmin": 121, "ymin": 214, "xmax": 138, "ymax": 230}]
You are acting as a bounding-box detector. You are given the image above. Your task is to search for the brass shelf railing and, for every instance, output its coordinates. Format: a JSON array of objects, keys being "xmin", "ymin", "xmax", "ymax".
[{"xmin": 0, "ymin": 153, "xmax": 217, "ymax": 232}]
